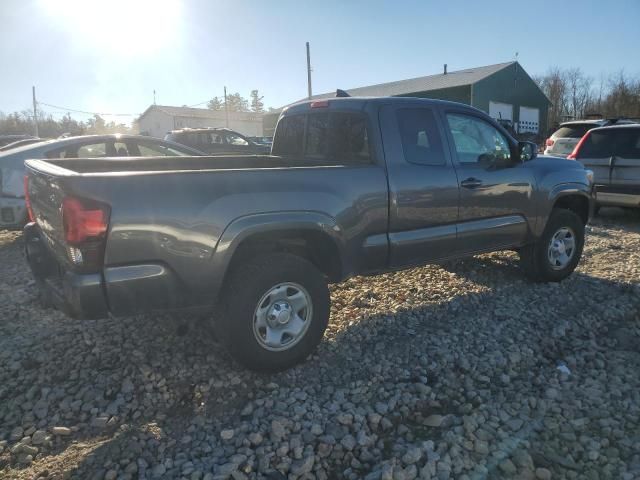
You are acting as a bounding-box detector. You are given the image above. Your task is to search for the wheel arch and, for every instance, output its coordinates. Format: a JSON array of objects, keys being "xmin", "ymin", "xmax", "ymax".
[
  {"xmin": 548, "ymin": 184, "xmax": 592, "ymax": 225},
  {"xmin": 210, "ymin": 212, "xmax": 346, "ymax": 300}
]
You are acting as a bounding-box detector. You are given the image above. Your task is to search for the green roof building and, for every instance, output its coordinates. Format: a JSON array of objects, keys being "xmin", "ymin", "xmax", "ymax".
[{"xmin": 264, "ymin": 61, "xmax": 550, "ymax": 138}]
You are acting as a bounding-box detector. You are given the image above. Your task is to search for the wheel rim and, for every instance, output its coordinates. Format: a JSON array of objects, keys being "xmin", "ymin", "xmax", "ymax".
[
  {"xmin": 547, "ymin": 227, "xmax": 576, "ymax": 270},
  {"xmin": 253, "ymin": 282, "xmax": 313, "ymax": 352}
]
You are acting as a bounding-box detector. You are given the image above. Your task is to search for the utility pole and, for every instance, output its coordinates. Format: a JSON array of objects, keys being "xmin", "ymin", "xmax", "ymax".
[
  {"xmin": 153, "ymin": 89, "xmax": 156, "ymax": 105},
  {"xmin": 224, "ymin": 86, "xmax": 229, "ymax": 128},
  {"xmin": 32, "ymin": 86, "xmax": 39, "ymax": 137},
  {"xmin": 306, "ymin": 42, "xmax": 312, "ymax": 99}
]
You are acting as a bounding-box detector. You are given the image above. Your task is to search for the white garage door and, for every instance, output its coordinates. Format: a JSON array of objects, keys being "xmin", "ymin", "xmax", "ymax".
[
  {"xmin": 519, "ymin": 106, "xmax": 540, "ymax": 134},
  {"xmin": 489, "ymin": 101, "xmax": 513, "ymax": 121}
]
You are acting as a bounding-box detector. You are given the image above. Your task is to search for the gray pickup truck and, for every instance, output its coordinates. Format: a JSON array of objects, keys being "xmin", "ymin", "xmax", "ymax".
[{"xmin": 24, "ymin": 97, "xmax": 595, "ymax": 371}]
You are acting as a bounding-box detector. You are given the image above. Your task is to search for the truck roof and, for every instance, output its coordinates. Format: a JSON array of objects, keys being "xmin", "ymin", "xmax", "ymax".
[{"xmin": 282, "ymin": 95, "xmax": 485, "ymax": 115}]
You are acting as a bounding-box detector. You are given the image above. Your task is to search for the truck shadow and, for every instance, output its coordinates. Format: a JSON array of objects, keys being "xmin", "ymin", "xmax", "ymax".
[{"xmin": 16, "ymin": 247, "xmax": 638, "ymax": 479}]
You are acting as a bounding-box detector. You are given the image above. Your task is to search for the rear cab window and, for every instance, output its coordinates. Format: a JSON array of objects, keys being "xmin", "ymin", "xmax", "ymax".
[{"xmin": 273, "ymin": 111, "xmax": 371, "ymax": 165}]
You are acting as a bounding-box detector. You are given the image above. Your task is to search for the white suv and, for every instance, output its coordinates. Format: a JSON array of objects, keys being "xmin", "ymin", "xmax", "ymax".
[{"xmin": 544, "ymin": 119, "xmax": 636, "ymax": 157}]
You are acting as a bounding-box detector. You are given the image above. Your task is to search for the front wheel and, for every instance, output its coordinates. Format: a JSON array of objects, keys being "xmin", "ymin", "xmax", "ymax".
[
  {"xmin": 519, "ymin": 208, "xmax": 585, "ymax": 282},
  {"xmin": 219, "ymin": 253, "xmax": 330, "ymax": 371}
]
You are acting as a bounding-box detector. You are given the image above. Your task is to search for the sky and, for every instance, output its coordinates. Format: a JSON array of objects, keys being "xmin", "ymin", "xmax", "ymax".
[{"xmin": 1, "ymin": 0, "xmax": 639, "ymax": 124}]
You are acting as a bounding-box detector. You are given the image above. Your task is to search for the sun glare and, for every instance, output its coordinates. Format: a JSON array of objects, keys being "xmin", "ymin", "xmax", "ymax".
[{"xmin": 40, "ymin": 0, "xmax": 182, "ymax": 56}]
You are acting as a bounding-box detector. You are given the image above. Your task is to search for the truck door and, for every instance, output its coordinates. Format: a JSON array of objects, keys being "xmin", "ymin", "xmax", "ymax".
[
  {"xmin": 379, "ymin": 104, "xmax": 460, "ymax": 268},
  {"xmin": 609, "ymin": 128, "xmax": 640, "ymax": 206},
  {"xmin": 441, "ymin": 109, "xmax": 535, "ymax": 253}
]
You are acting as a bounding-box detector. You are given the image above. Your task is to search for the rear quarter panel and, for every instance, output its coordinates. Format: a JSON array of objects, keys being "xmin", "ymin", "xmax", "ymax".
[{"xmin": 75, "ymin": 165, "xmax": 389, "ymax": 306}]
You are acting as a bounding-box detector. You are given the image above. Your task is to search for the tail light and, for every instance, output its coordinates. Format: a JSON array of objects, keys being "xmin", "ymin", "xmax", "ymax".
[
  {"xmin": 567, "ymin": 131, "xmax": 590, "ymax": 160},
  {"xmin": 24, "ymin": 175, "xmax": 35, "ymax": 222},
  {"xmin": 62, "ymin": 196, "xmax": 110, "ymax": 269},
  {"xmin": 545, "ymin": 138, "xmax": 554, "ymax": 147},
  {"xmin": 62, "ymin": 197, "xmax": 110, "ymax": 246}
]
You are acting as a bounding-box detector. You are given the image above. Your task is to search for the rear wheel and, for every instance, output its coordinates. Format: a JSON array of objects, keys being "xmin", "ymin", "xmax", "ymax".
[
  {"xmin": 218, "ymin": 253, "xmax": 330, "ymax": 371},
  {"xmin": 520, "ymin": 208, "xmax": 584, "ymax": 282}
]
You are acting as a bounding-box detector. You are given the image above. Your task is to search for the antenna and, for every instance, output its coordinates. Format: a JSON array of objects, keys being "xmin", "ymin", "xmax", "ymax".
[{"xmin": 306, "ymin": 42, "xmax": 313, "ymax": 99}]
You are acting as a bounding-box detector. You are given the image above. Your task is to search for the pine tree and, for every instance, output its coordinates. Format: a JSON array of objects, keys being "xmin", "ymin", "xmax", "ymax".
[
  {"xmin": 207, "ymin": 97, "xmax": 223, "ymax": 110},
  {"xmin": 250, "ymin": 90, "xmax": 264, "ymax": 113}
]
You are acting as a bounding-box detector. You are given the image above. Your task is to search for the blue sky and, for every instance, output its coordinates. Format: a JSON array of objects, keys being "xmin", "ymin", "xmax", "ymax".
[{"xmin": 1, "ymin": 0, "xmax": 639, "ymax": 123}]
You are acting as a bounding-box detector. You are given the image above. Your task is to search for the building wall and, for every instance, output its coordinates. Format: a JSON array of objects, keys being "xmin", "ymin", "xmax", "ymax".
[
  {"xmin": 471, "ymin": 63, "xmax": 550, "ymax": 135},
  {"xmin": 138, "ymin": 108, "xmax": 264, "ymax": 138},
  {"xmin": 137, "ymin": 110, "xmax": 175, "ymax": 138},
  {"xmin": 262, "ymin": 112, "xmax": 281, "ymax": 137},
  {"xmin": 174, "ymin": 115, "xmax": 263, "ymax": 137},
  {"xmin": 400, "ymin": 85, "xmax": 472, "ymax": 105}
]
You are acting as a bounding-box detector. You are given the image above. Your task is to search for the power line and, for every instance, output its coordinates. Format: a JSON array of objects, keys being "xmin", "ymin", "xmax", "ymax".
[
  {"xmin": 186, "ymin": 100, "xmax": 211, "ymax": 107},
  {"xmin": 37, "ymin": 101, "xmax": 140, "ymax": 117}
]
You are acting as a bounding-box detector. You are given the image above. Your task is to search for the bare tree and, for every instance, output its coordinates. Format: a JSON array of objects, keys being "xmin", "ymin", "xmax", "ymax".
[
  {"xmin": 565, "ymin": 68, "xmax": 593, "ymax": 119},
  {"xmin": 536, "ymin": 67, "xmax": 568, "ymax": 128}
]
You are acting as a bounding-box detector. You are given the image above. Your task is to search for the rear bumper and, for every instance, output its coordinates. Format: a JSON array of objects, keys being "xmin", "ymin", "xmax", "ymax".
[
  {"xmin": 24, "ymin": 222, "xmax": 108, "ymax": 319},
  {"xmin": 1, "ymin": 197, "xmax": 27, "ymax": 229},
  {"xmin": 24, "ymin": 223, "xmax": 185, "ymax": 319}
]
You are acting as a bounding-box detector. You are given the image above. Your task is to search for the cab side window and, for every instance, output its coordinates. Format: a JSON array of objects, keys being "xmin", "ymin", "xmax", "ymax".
[
  {"xmin": 446, "ymin": 113, "xmax": 511, "ymax": 165},
  {"xmin": 396, "ymin": 108, "xmax": 445, "ymax": 166},
  {"xmin": 77, "ymin": 143, "xmax": 107, "ymax": 157}
]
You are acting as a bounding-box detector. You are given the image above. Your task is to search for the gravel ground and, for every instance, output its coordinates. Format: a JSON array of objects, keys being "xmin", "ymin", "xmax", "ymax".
[{"xmin": 1, "ymin": 208, "xmax": 639, "ymax": 480}]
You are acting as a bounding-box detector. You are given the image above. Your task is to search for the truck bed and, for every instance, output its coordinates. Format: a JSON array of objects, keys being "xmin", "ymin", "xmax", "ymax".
[
  {"xmin": 24, "ymin": 154, "xmax": 391, "ymax": 315},
  {"xmin": 26, "ymin": 155, "xmax": 332, "ymax": 175}
]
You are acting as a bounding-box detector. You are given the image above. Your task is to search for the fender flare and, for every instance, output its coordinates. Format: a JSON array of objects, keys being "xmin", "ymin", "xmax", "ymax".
[{"xmin": 208, "ymin": 211, "xmax": 346, "ymax": 297}]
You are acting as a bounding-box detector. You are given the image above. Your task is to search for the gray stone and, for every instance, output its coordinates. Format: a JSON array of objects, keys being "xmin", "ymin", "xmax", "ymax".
[
  {"xmin": 499, "ymin": 459, "xmax": 517, "ymax": 475},
  {"xmin": 341, "ymin": 434, "xmax": 357, "ymax": 450},
  {"xmin": 291, "ymin": 455, "xmax": 314, "ymax": 475},
  {"xmin": 31, "ymin": 430, "xmax": 47, "ymax": 445},
  {"xmin": 424, "ymin": 415, "xmax": 443, "ymax": 427},
  {"xmin": 121, "ymin": 378, "xmax": 135, "ymax": 394},
  {"xmin": 535, "ymin": 468, "xmax": 552, "ymax": 480},
  {"xmin": 152, "ymin": 464, "xmax": 166, "ymax": 477},
  {"xmin": 402, "ymin": 447, "xmax": 423, "ymax": 465}
]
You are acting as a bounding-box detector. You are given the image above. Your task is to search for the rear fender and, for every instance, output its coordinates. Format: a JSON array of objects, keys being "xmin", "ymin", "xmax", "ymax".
[{"xmin": 208, "ymin": 211, "xmax": 346, "ymax": 299}]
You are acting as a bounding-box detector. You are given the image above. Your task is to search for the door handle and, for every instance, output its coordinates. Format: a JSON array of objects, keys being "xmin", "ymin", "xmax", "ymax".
[{"xmin": 461, "ymin": 177, "xmax": 483, "ymax": 189}]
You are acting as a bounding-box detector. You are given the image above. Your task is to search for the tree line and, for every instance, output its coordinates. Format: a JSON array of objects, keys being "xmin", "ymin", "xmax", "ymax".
[
  {"xmin": 207, "ymin": 89, "xmax": 269, "ymax": 113},
  {"xmin": 0, "ymin": 111, "xmax": 131, "ymax": 138},
  {"xmin": 534, "ymin": 68, "xmax": 640, "ymax": 129},
  {"xmin": 0, "ymin": 89, "xmax": 273, "ymax": 137}
]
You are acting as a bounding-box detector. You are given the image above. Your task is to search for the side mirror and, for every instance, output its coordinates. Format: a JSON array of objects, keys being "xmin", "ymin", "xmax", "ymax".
[{"xmin": 519, "ymin": 141, "xmax": 537, "ymax": 162}]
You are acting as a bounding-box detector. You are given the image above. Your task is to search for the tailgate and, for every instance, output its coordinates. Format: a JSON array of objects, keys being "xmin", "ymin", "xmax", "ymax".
[
  {"xmin": 25, "ymin": 163, "xmax": 70, "ymax": 263},
  {"xmin": 549, "ymin": 138, "xmax": 579, "ymax": 157}
]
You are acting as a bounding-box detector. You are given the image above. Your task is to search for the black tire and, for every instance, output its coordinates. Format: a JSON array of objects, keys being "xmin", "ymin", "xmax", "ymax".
[
  {"xmin": 519, "ymin": 208, "xmax": 585, "ymax": 282},
  {"xmin": 219, "ymin": 253, "xmax": 330, "ymax": 372}
]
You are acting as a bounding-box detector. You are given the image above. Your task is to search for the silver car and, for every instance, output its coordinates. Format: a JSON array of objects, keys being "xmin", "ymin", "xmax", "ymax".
[
  {"xmin": 569, "ymin": 124, "xmax": 640, "ymax": 210},
  {"xmin": 544, "ymin": 119, "xmax": 636, "ymax": 158},
  {"xmin": 0, "ymin": 134, "xmax": 204, "ymax": 229}
]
